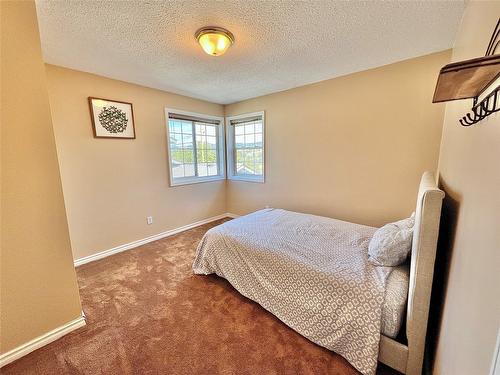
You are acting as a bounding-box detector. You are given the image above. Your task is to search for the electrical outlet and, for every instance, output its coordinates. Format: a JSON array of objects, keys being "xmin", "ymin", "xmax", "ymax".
[{"xmin": 146, "ymin": 216, "xmax": 153, "ymax": 225}]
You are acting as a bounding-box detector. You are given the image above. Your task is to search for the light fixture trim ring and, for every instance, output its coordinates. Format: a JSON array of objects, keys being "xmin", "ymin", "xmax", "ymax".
[{"xmin": 195, "ymin": 26, "xmax": 235, "ymax": 44}]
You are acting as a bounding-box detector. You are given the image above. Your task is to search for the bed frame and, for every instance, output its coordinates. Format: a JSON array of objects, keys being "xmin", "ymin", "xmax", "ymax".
[{"xmin": 378, "ymin": 172, "xmax": 444, "ymax": 374}]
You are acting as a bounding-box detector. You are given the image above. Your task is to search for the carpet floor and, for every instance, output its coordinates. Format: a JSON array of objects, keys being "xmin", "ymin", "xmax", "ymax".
[{"xmin": 3, "ymin": 219, "xmax": 399, "ymax": 375}]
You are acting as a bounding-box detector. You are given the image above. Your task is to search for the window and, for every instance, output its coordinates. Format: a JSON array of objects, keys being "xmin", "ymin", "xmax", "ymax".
[
  {"xmin": 226, "ymin": 111, "xmax": 265, "ymax": 182},
  {"xmin": 166, "ymin": 109, "xmax": 225, "ymax": 186}
]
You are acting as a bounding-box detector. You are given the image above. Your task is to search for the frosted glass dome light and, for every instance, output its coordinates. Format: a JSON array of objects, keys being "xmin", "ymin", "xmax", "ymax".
[{"xmin": 195, "ymin": 27, "xmax": 234, "ymax": 56}]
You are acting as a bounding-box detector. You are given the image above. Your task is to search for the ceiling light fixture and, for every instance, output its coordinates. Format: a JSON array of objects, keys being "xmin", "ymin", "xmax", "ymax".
[{"xmin": 195, "ymin": 27, "xmax": 234, "ymax": 57}]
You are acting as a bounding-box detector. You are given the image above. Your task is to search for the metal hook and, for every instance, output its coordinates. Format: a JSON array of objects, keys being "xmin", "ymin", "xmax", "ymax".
[
  {"xmin": 460, "ymin": 115, "xmax": 474, "ymax": 126},
  {"xmin": 459, "ymin": 85, "xmax": 500, "ymax": 126}
]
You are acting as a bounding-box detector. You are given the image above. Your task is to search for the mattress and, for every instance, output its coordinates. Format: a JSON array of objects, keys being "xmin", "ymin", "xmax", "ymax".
[{"xmin": 381, "ymin": 263, "xmax": 409, "ymax": 338}]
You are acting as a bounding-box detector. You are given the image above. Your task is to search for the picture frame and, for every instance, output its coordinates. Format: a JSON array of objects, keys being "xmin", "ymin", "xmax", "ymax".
[{"xmin": 88, "ymin": 97, "xmax": 136, "ymax": 139}]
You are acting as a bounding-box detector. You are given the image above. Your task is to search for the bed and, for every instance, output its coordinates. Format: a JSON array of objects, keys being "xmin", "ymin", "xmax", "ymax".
[{"xmin": 193, "ymin": 172, "xmax": 444, "ymax": 375}]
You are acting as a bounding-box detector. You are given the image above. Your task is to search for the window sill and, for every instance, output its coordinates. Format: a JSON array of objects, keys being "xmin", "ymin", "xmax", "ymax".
[
  {"xmin": 228, "ymin": 175, "xmax": 265, "ymax": 183},
  {"xmin": 170, "ymin": 175, "xmax": 225, "ymax": 187}
]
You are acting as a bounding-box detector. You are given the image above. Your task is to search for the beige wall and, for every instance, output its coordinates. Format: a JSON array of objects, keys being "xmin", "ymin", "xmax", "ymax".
[
  {"xmin": 225, "ymin": 51, "xmax": 451, "ymax": 227},
  {"xmin": 45, "ymin": 65, "xmax": 226, "ymax": 261},
  {"xmin": 434, "ymin": 2, "xmax": 500, "ymax": 374},
  {"xmin": 1, "ymin": 1, "xmax": 82, "ymax": 353}
]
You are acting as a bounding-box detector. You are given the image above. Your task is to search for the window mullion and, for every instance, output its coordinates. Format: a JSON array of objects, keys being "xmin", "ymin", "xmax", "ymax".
[
  {"xmin": 233, "ymin": 125, "xmax": 238, "ymax": 176},
  {"xmin": 216, "ymin": 125, "xmax": 220, "ymax": 175},
  {"xmin": 192, "ymin": 121, "xmax": 199, "ymax": 177}
]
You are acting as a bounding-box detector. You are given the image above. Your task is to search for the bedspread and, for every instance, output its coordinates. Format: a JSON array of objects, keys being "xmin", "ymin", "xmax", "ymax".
[{"xmin": 193, "ymin": 208, "xmax": 392, "ymax": 375}]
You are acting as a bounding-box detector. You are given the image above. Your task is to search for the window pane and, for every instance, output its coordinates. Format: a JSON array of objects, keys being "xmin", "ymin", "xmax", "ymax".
[
  {"xmin": 207, "ymin": 149, "xmax": 217, "ymax": 163},
  {"xmin": 255, "ymin": 149, "xmax": 263, "ymax": 163},
  {"xmin": 206, "ymin": 136, "xmax": 217, "ymax": 149},
  {"xmin": 171, "ymin": 149, "xmax": 184, "ymax": 178},
  {"xmin": 206, "ymin": 125, "xmax": 216, "ymax": 136},
  {"xmin": 255, "ymin": 133, "xmax": 263, "ymax": 147},
  {"xmin": 254, "ymin": 163, "xmax": 262, "ymax": 175},
  {"xmin": 196, "ymin": 134, "xmax": 204, "ymax": 147},
  {"xmin": 235, "ymin": 149, "xmax": 245, "ymax": 164},
  {"xmin": 245, "ymin": 150, "xmax": 255, "ymax": 174},
  {"xmin": 235, "ymin": 148, "xmax": 256, "ymax": 175},
  {"xmin": 195, "ymin": 122, "xmax": 220, "ymax": 178},
  {"xmin": 201, "ymin": 138, "xmax": 209, "ymax": 151},
  {"xmin": 207, "ymin": 163, "xmax": 218, "ymax": 176},
  {"xmin": 183, "ymin": 149, "xmax": 194, "ymax": 163},
  {"xmin": 236, "ymin": 162, "xmax": 244, "ymax": 174},
  {"xmin": 198, "ymin": 148, "xmax": 214, "ymax": 164},
  {"xmin": 184, "ymin": 163, "xmax": 195, "ymax": 177},
  {"xmin": 182, "ymin": 133, "xmax": 193, "ymax": 145},
  {"xmin": 196, "ymin": 148, "xmax": 204, "ymax": 163},
  {"xmin": 255, "ymin": 149, "xmax": 263, "ymax": 175},
  {"xmin": 181, "ymin": 121, "xmax": 192, "ymax": 134},
  {"xmin": 171, "ymin": 149, "xmax": 183, "ymax": 163},
  {"xmin": 235, "ymin": 124, "xmax": 244, "ymax": 135},
  {"xmin": 235, "ymin": 135, "xmax": 245, "ymax": 147},
  {"xmin": 169, "ymin": 120, "xmax": 181, "ymax": 134},
  {"xmin": 255, "ymin": 121, "xmax": 262, "ymax": 133},
  {"xmin": 244, "ymin": 134, "xmax": 255, "ymax": 147},
  {"xmin": 198, "ymin": 163, "xmax": 208, "ymax": 177},
  {"xmin": 172, "ymin": 164, "xmax": 184, "ymax": 178},
  {"xmin": 170, "ymin": 133, "xmax": 183, "ymax": 149},
  {"xmin": 244, "ymin": 123, "xmax": 254, "ymax": 134}
]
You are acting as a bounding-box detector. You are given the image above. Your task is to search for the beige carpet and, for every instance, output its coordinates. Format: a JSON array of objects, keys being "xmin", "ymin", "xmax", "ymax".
[{"xmin": 3, "ymin": 219, "xmax": 399, "ymax": 375}]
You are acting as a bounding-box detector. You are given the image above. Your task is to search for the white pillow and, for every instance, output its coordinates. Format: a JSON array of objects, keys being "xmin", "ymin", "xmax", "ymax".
[{"xmin": 368, "ymin": 214, "xmax": 415, "ymax": 266}]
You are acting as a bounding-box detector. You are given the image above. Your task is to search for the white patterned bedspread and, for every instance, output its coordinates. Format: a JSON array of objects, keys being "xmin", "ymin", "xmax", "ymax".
[{"xmin": 193, "ymin": 208, "xmax": 392, "ymax": 375}]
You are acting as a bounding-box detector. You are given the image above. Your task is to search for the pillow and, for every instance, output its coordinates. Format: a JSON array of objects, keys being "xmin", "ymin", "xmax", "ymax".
[{"xmin": 368, "ymin": 214, "xmax": 415, "ymax": 266}]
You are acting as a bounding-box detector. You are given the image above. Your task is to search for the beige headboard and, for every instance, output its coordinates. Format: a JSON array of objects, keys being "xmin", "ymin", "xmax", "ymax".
[{"xmin": 405, "ymin": 171, "xmax": 444, "ymax": 374}]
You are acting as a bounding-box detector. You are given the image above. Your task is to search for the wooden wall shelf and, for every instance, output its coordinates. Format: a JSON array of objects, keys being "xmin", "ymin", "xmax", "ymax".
[
  {"xmin": 432, "ymin": 18, "xmax": 500, "ymax": 127},
  {"xmin": 433, "ymin": 54, "xmax": 500, "ymax": 103}
]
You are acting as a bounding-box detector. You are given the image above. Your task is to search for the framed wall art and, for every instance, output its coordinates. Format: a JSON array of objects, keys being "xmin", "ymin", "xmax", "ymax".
[{"xmin": 88, "ymin": 97, "xmax": 136, "ymax": 139}]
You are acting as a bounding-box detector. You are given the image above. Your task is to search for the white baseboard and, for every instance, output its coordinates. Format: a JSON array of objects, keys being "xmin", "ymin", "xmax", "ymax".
[
  {"xmin": 74, "ymin": 212, "xmax": 239, "ymax": 267},
  {"xmin": 0, "ymin": 313, "xmax": 86, "ymax": 368}
]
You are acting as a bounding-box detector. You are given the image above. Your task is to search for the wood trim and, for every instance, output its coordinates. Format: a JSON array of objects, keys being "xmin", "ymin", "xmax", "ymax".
[
  {"xmin": 88, "ymin": 96, "xmax": 136, "ymax": 139},
  {"xmin": 0, "ymin": 314, "xmax": 86, "ymax": 368}
]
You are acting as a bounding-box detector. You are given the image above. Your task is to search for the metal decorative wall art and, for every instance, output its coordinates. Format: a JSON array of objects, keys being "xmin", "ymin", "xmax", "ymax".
[
  {"xmin": 459, "ymin": 86, "xmax": 499, "ymax": 126},
  {"xmin": 88, "ymin": 97, "xmax": 136, "ymax": 138}
]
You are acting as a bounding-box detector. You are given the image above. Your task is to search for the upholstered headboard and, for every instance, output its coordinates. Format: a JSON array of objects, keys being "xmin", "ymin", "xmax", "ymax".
[{"xmin": 405, "ymin": 171, "xmax": 444, "ymax": 374}]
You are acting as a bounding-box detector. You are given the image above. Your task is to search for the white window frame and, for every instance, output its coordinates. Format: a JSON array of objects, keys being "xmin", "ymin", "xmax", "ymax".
[
  {"xmin": 226, "ymin": 111, "xmax": 265, "ymax": 183},
  {"xmin": 165, "ymin": 108, "xmax": 225, "ymax": 186}
]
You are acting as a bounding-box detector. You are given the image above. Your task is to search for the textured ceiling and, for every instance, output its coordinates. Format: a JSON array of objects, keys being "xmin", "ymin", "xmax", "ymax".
[{"xmin": 36, "ymin": 1, "xmax": 465, "ymax": 104}]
